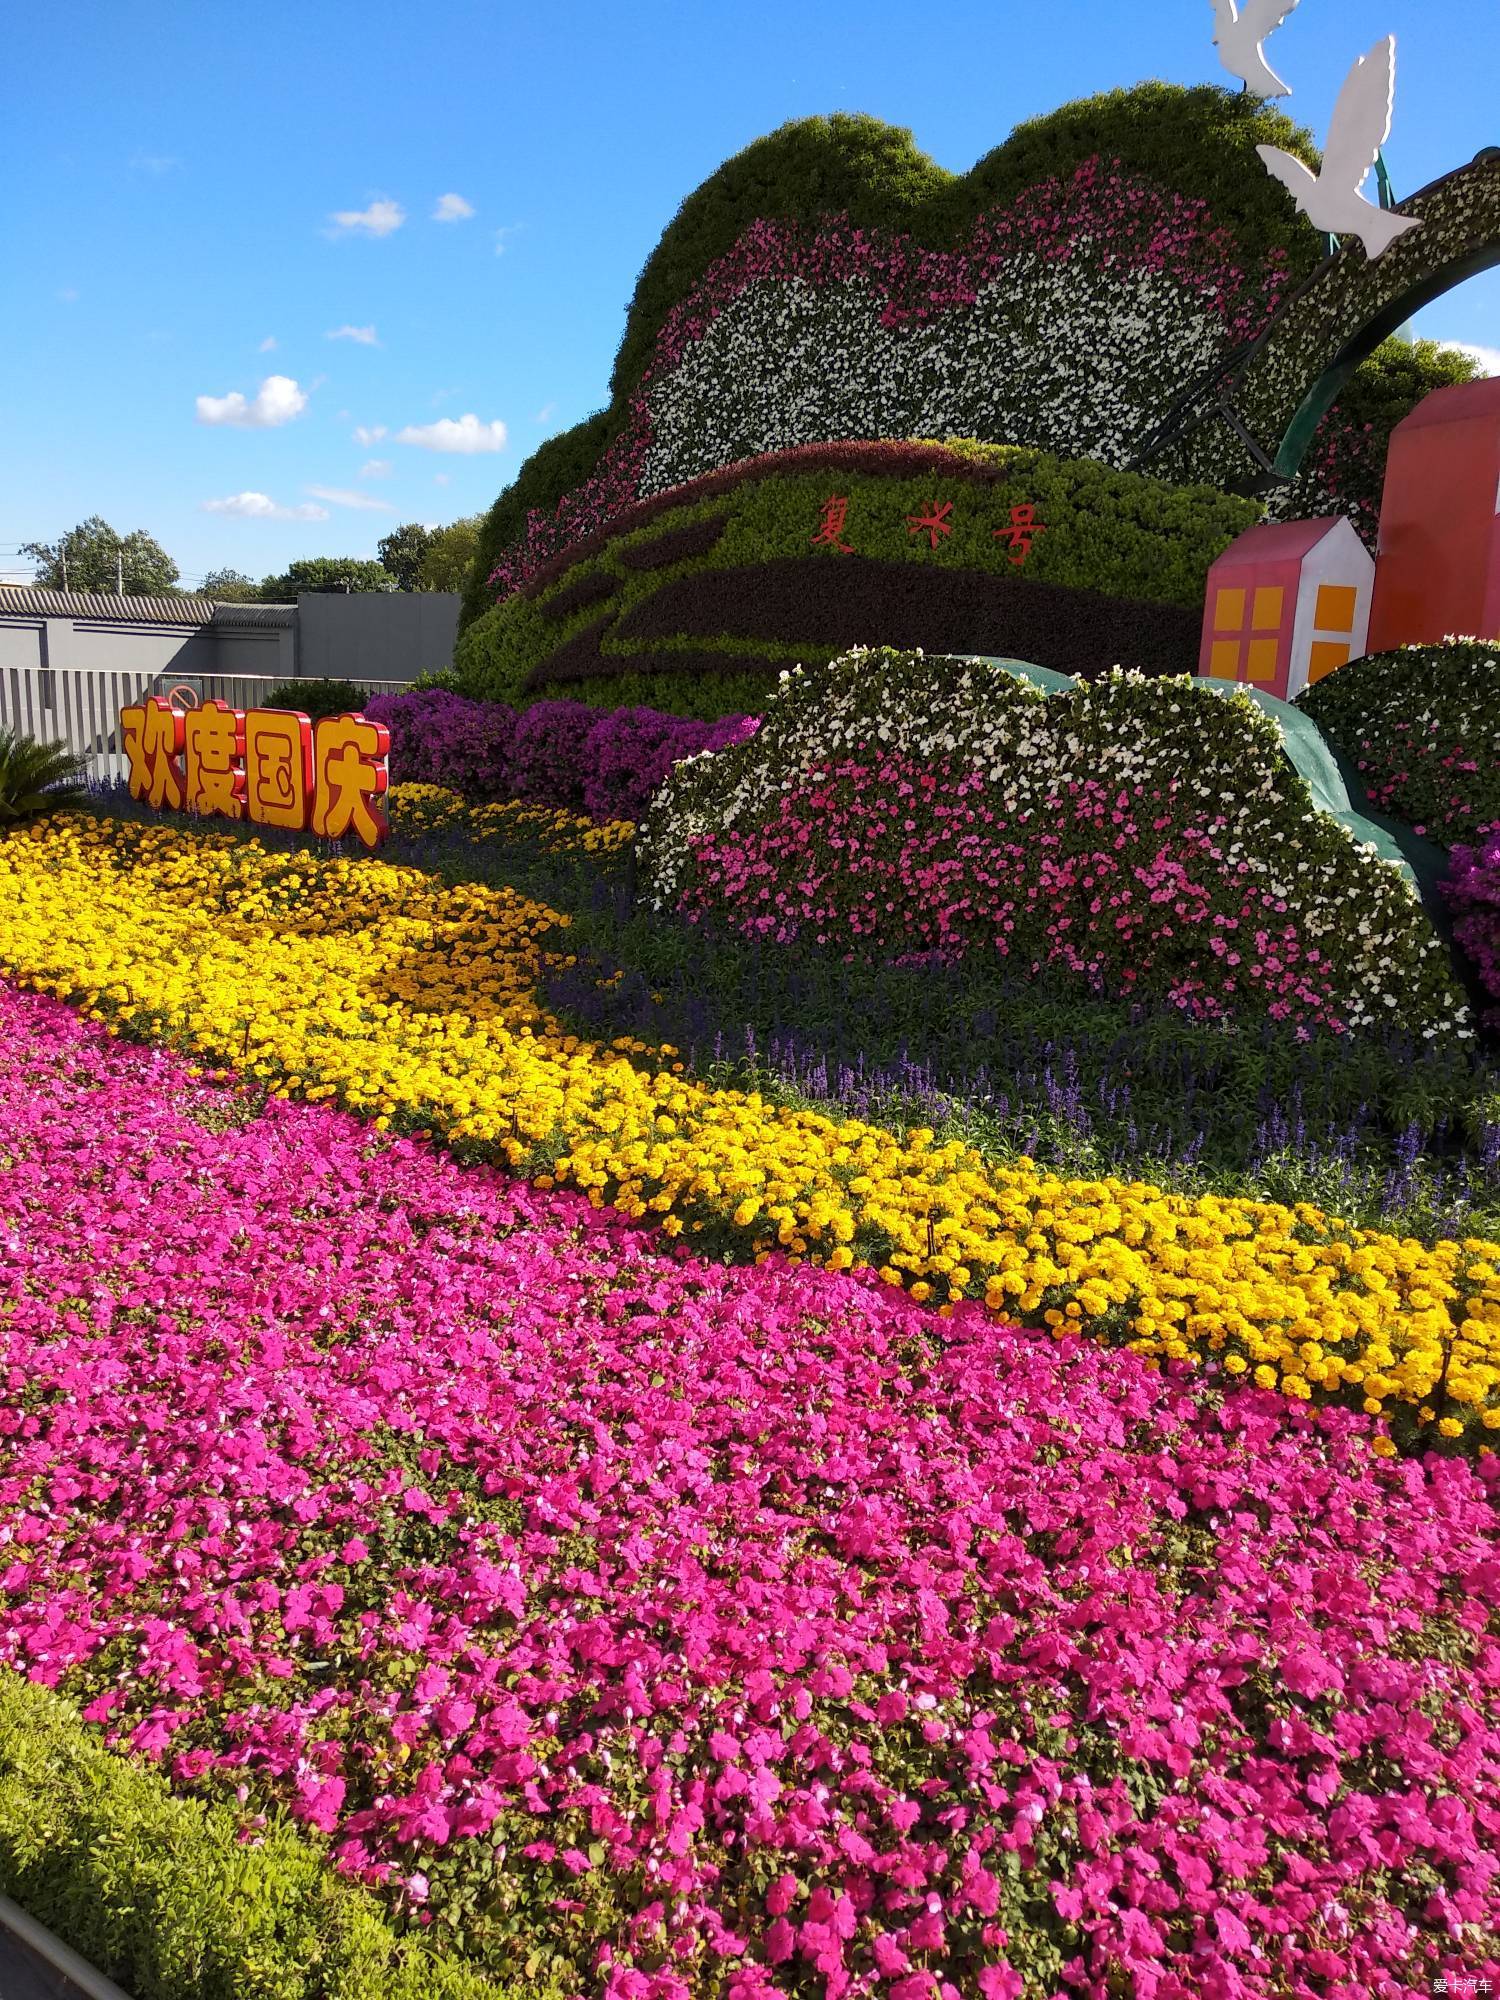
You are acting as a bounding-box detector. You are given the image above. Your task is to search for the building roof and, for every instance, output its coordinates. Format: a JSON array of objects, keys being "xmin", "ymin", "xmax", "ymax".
[
  {"xmin": 0, "ymin": 586, "xmax": 294, "ymax": 625},
  {"xmin": 208, "ymin": 602, "xmax": 296, "ymax": 627},
  {"xmin": 1209, "ymin": 518, "xmax": 1353, "ymax": 569},
  {"xmin": 1391, "ymin": 374, "xmax": 1500, "ymax": 432}
]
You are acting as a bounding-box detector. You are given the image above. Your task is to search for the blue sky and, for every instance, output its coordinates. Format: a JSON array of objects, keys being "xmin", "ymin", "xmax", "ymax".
[{"xmin": 3, "ymin": 0, "xmax": 1497, "ymax": 590}]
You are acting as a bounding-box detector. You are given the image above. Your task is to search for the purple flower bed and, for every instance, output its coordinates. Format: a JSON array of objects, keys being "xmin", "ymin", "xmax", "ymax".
[
  {"xmin": 367, "ymin": 689, "xmax": 756, "ymax": 823},
  {"xmin": 366, "ymin": 690, "xmax": 517, "ymax": 798},
  {"xmin": 1446, "ymin": 831, "xmax": 1500, "ymax": 1029}
]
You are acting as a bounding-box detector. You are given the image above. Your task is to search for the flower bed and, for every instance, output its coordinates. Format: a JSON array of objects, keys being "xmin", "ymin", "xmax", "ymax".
[
  {"xmin": 367, "ymin": 690, "xmax": 755, "ymax": 823},
  {"xmin": 2, "ymin": 980, "xmax": 1499, "ymax": 1997},
  {"xmin": 0, "ymin": 810, "xmax": 1496, "ymax": 1442},
  {"xmin": 388, "ymin": 782, "xmax": 635, "ymax": 855},
  {"xmin": 1296, "ymin": 642, "xmax": 1500, "ymax": 850},
  {"xmin": 1446, "ymin": 831, "xmax": 1500, "ymax": 1029},
  {"xmin": 640, "ymin": 651, "xmax": 1470, "ymax": 1044}
]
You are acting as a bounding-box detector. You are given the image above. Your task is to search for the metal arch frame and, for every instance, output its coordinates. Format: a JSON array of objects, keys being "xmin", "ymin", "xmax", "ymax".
[
  {"xmin": 1272, "ymin": 239, "xmax": 1500, "ymax": 477},
  {"xmin": 1130, "ymin": 145, "xmax": 1500, "ymax": 491}
]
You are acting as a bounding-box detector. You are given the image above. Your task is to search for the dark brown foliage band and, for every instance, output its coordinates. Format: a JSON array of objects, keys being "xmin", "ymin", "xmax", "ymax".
[{"xmin": 601, "ymin": 559, "xmax": 1201, "ymax": 681}]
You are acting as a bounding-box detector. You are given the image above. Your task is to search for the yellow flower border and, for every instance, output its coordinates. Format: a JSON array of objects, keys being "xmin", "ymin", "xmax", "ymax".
[{"xmin": 1, "ymin": 809, "xmax": 1496, "ymax": 1446}]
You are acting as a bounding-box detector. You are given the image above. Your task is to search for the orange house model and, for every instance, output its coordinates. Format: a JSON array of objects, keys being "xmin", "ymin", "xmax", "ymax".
[
  {"xmin": 1368, "ymin": 375, "xmax": 1500, "ymax": 651},
  {"xmin": 1199, "ymin": 518, "xmax": 1375, "ymax": 702}
]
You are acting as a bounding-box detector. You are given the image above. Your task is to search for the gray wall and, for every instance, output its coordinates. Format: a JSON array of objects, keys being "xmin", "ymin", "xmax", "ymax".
[
  {"xmin": 297, "ymin": 592, "xmax": 459, "ymax": 683},
  {"xmin": 0, "ymin": 613, "xmax": 217, "ymax": 683}
]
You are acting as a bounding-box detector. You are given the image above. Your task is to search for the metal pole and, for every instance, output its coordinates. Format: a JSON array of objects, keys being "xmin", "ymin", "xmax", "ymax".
[{"xmin": 117, "ymin": 550, "xmax": 124, "ymax": 596}]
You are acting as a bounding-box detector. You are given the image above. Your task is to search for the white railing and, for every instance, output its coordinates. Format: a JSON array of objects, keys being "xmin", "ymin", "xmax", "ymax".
[{"xmin": 0, "ymin": 667, "xmax": 413, "ymax": 783}]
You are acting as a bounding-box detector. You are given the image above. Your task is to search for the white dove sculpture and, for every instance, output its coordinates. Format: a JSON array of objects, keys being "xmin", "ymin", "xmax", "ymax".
[
  {"xmin": 1211, "ymin": 0, "xmax": 1301, "ymax": 98},
  {"xmin": 1256, "ymin": 36, "xmax": 1423, "ymax": 260}
]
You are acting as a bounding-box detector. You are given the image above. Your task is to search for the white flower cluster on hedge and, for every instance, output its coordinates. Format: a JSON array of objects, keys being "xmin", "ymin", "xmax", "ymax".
[
  {"xmin": 638, "ymin": 650, "xmax": 1472, "ymax": 1043},
  {"xmin": 640, "ymin": 261, "xmax": 1228, "ymax": 499}
]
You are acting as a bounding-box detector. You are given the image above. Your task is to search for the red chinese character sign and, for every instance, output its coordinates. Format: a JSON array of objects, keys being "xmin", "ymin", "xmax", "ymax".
[
  {"xmin": 808, "ymin": 494, "xmax": 1047, "ymax": 566},
  {"xmin": 119, "ymin": 699, "xmax": 389, "ymax": 850},
  {"xmin": 993, "ymin": 504, "xmax": 1048, "ymax": 568},
  {"xmin": 121, "ymin": 695, "xmax": 187, "ymax": 811},
  {"xmin": 184, "ymin": 701, "xmax": 246, "ymax": 819},
  {"xmin": 311, "ymin": 715, "xmax": 391, "ymax": 847},
  {"xmin": 245, "ymin": 708, "xmax": 314, "ymax": 832},
  {"xmin": 811, "ymin": 495, "xmax": 856, "ymax": 554}
]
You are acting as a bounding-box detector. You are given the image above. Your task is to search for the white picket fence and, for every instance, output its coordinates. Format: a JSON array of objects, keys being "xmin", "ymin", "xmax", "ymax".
[{"xmin": 0, "ymin": 667, "xmax": 412, "ymax": 784}]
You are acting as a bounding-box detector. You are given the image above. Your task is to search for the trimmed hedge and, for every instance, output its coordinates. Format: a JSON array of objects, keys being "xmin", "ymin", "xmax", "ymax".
[
  {"xmin": 453, "ymin": 441, "xmax": 1255, "ymax": 713},
  {"xmin": 1297, "ymin": 641, "xmax": 1500, "ymax": 849},
  {"xmin": 640, "ymin": 649, "xmax": 1471, "ymax": 1043},
  {"xmin": 0, "ymin": 1670, "xmax": 523, "ymax": 2000},
  {"xmin": 263, "ymin": 679, "xmax": 371, "ymax": 721},
  {"xmin": 610, "ymin": 559, "xmax": 1200, "ymax": 684}
]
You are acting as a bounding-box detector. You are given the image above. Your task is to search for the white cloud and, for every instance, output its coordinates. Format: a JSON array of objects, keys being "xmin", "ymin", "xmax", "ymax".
[
  {"xmin": 258, "ymin": 334, "xmax": 278, "ymax": 352},
  {"xmin": 433, "ymin": 473, "xmax": 451, "ymax": 485},
  {"xmin": 131, "ymin": 151, "xmax": 180, "ymax": 175},
  {"xmin": 327, "ymin": 198, "xmax": 405, "ymax": 238},
  {"xmin": 533, "ymin": 401, "xmax": 557, "ymax": 424},
  {"xmin": 397, "ymin": 412, "xmax": 507, "ymax": 454},
  {"xmin": 327, "ymin": 323, "xmax": 378, "ymax": 345},
  {"xmin": 195, "ymin": 374, "xmax": 308, "ymax": 428},
  {"xmin": 57, "ymin": 288, "xmax": 79, "ymax": 303},
  {"xmin": 201, "ymin": 492, "xmax": 329, "ymax": 521},
  {"xmin": 1438, "ymin": 340, "xmax": 1500, "ymax": 378},
  {"xmin": 353, "ymin": 423, "xmax": 387, "ymax": 445},
  {"xmin": 433, "ymin": 192, "xmax": 475, "ymax": 222},
  {"xmin": 493, "ymin": 226, "xmax": 520, "ymax": 257},
  {"xmin": 305, "ymin": 484, "xmax": 393, "ymax": 512},
  {"xmin": 359, "ymin": 458, "xmax": 393, "ymax": 478}
]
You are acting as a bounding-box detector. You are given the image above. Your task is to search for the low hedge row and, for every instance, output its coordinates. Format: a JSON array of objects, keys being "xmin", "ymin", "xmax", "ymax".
[
  {"xmin": 640, "ymin": 649, "xmax": 1471, "ymax": 1044},
  {"xmin": 1297, "ymin": 641, "xmax": 1500, "ymax": 849},
  {"xmin": 453, "ymin": 441, "xmax": 1253, "ymax": 712},
  {"xmin": 0, "ymin": 1671, "xmax": 518, "ymax": 2000},
  {"xmin": 263, "ymin": 680, "xmax": 372, "ymax": 723}
]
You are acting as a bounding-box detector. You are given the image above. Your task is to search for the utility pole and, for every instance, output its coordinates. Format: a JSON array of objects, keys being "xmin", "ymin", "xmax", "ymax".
[
  {"xmin": 61, "ymin": 547, "xmax": 68, "ymax": 591},
  {"xmin": 117, "ymin": 549, "xmax": 124, "ymax": 596}
]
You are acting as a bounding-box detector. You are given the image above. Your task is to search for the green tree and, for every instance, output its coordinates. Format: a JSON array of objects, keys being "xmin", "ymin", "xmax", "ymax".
[
  {"xmin": 198, "ymin": 567, "xmax": 261, "ymax": 603},
  {"xmin": 257, "ymin": 556, "xmax": 395, "ymax": 600},
  {"xmin": 21, "ymin": 516, "xmax": 180, "ymax": 595},
  {"xmin": 416, "ymin": 515, "xmax": 482, "ymax": 594},
  {"xmin": 377, "ymin": 521, "xmax": 437, "ymax": 591}
]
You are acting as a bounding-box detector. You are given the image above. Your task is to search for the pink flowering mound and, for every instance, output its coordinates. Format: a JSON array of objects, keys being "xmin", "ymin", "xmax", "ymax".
[
  {"xmin": 2, "ymin": 982, "xmax": 1498, "ymax": 1998},
  {"xmin": 641, "ymin": 657, "xmax": 1467, "ymax": 1042},
  {"xmin": 680, "ymin": 753, "xmax": 1352, "ymax": 1025}
]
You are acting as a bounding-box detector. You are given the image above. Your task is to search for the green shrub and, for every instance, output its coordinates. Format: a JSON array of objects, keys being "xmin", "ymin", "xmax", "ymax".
[
  {"xmin": 0, "ymin": 726, "xmax": 86, "ymax": 821},
  {"xmin": 0, "ymin": 1670, "xmax": 525, "ymax": 2000},
  {"xmin": 453, "ymin": 441, "xmax": 1256, "ymax": 712},
  {"xmin": 263, "ymin": 679, "xmax": 372, "ymax": 721},
  {"xmin": 1297, "ymin": 641, "xmax": 1500, "ymax": 848}
]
